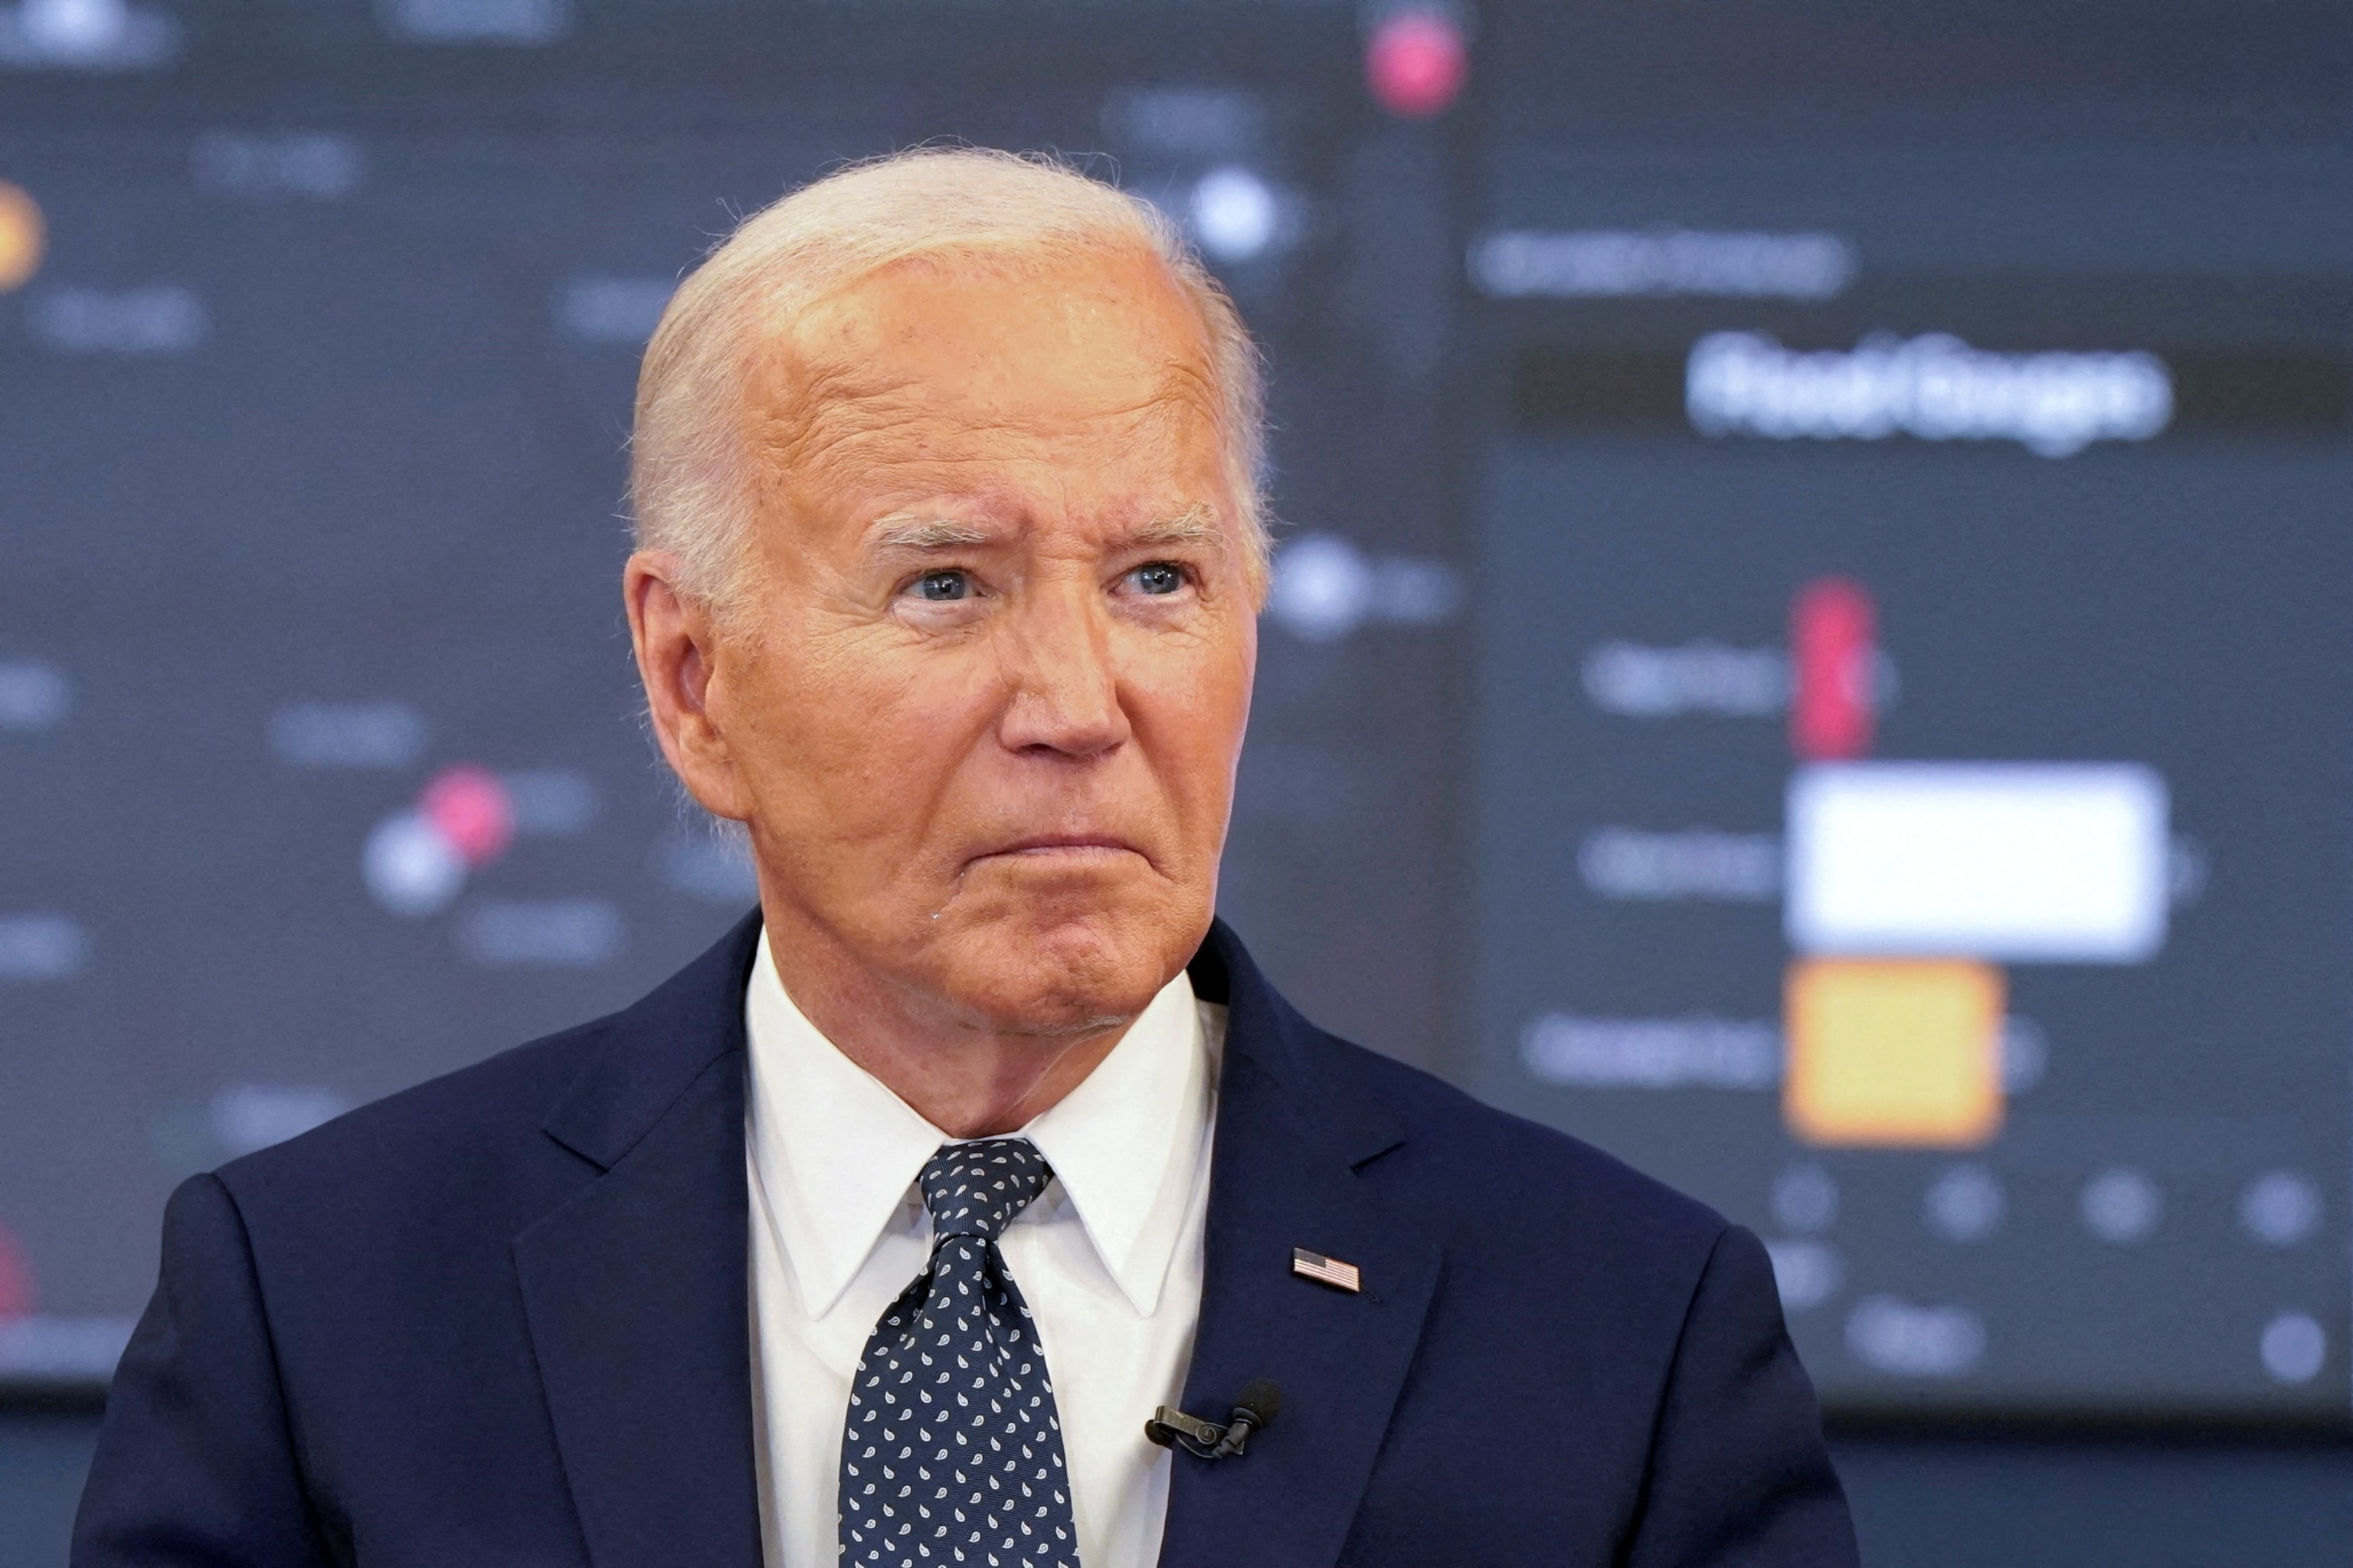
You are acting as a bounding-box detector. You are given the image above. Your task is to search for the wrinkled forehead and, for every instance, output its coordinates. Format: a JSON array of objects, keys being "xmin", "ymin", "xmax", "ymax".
[{"xmin": 741, "ymin": 248, "xmax": 1228, "ymax": 509}]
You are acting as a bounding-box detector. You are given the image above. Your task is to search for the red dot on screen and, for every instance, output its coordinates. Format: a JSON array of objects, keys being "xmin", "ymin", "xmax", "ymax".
[
  {"xmin": 419, "ymin": 764, "xmax": 515, "ymax": 867},
  {"xmin": 1790, "ymin": 577, "xmax": 1877, "ymax": 762},
  {"xmin": 1366, "ymin": 9, "xmax": 1469, "ymax": 120}
]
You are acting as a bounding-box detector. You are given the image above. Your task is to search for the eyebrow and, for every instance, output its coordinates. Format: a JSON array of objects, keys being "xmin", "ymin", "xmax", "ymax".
[
  {"xmin": 869, "ymin": 516, "xmax": 995, "ymax": 552},
  {"xmin": 1124, "ymin": 503, "xmax": 1226, "ymax": 555},
  {"xmin": 866, "ymin": 504, "xmax": 1226, "ymax": 555}
]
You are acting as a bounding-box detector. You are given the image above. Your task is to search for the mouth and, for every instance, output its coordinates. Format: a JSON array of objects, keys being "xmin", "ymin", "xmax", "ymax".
[{"xmin": 970, "ymin": 833, "xmax": 1144, "ymax": 865}]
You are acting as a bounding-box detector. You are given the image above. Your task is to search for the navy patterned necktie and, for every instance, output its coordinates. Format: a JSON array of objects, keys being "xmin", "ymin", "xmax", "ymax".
[{"xmin": 839, "ymin": 1138, "xmax": 1078, "ymax": 1568}]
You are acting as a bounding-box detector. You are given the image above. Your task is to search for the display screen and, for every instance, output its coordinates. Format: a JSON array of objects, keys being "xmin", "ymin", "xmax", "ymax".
[
  {"xmin": 1469, "ymin": 130, "xmax": 2353, "ymax": 1419},
  {"xmin": 0, "ymin": 5, "xmax": 1460, "ymax": 1383}
]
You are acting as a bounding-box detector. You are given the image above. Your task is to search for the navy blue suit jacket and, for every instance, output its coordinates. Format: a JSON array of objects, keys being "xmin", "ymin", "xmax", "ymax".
[{"xmin": 75, "ymin": 915, "xmax": 1855, "ymax": 1566}]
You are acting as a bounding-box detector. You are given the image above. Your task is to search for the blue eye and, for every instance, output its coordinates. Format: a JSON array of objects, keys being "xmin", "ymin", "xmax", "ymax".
[
  {"xmin": 917, "ymin": 570, "xmax": 970, "ymax": 601},
  {"xmin": 1131, "ymin": 562, "xmax": 1184, "ymax": 595}
]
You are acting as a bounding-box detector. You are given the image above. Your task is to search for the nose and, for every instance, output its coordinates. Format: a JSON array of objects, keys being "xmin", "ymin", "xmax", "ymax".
[{"xmin": 995, "ymin": 581, "xmax": 1131, "ymax": 760}]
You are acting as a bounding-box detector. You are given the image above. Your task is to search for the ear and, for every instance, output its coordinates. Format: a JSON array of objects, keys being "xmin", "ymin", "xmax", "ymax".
[{"xmin": 624, "ymin": 550, "xmax": 754, "ymax": 823}]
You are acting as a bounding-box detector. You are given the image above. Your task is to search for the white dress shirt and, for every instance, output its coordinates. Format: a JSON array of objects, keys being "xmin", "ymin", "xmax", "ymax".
[{"xmin": 745, "ymin": 928, "xmax": 1222, "ymax": 1568}]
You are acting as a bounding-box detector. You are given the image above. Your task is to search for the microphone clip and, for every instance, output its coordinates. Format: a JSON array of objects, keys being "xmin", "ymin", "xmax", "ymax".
[
  {"xmin": 1145, "ymin": 1405, "xmax": 1242, "ymax": 1459},
  {"xmin": 1144, "ymin": 1380, "xmax": 1282, "ymax": 1460}
]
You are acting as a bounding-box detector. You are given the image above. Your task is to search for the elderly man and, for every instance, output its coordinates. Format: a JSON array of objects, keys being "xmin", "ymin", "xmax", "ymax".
[{"xmin": 74, "ymin": 150, "xmax": 1855, "ymax": 1567}]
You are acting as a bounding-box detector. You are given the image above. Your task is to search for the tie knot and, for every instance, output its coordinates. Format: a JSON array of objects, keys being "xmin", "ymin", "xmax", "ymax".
[{"xmin": 918, "ymin": 1138, "xmax": 1053, "ymax": 1241}]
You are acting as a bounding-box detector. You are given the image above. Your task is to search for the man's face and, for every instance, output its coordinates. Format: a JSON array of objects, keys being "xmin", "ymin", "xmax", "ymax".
[{"xmin": 685, "ymin": 248, "xmax": 1255, "ymax": 1035}]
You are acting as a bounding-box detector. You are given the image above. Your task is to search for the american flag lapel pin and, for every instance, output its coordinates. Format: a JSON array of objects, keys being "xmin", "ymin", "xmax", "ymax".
[{"xmin": 1291, "ymin": 1246, "xmax": 1363, "ymax": 1294}]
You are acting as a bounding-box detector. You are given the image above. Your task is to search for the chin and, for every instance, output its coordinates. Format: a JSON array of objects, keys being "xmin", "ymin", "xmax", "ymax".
[{"xmin": 931, "ymin": 885, "xmax": 1203, "ymax": 1036}]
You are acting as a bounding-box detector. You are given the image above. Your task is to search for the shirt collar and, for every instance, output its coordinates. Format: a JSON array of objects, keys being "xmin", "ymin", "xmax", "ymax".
[{"xmin": 744, "ymin": 925, "xmax": 1217, "ymax": 1321}]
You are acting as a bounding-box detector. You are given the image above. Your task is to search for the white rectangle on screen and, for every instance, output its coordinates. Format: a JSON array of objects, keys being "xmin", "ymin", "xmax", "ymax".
[{"xmin": 1786, "ymin": 762, "xmax": 2168, "ymax": 962}]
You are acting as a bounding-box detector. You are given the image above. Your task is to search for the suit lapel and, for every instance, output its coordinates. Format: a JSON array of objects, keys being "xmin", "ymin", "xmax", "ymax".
[
  {"xmin": 513, "ymin": 914, "xmax": 766, "ymax": 1568},
  {"xmin": 1159, "ymin": 925, "xmax": 1442, "ymax": 1568},
  {"xmin": 504, "ymin": 913, "xmax": 1435, "ymax": 1568}
]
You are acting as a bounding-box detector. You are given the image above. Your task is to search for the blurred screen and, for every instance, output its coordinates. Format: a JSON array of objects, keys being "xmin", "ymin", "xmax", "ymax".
[
  {"xmin": 0, "ymin": 0, "xmax": 1460, "ymax": 1382},
  {"xmin": 2, "ymin": 0, "xmax": 2346, "ymax": 1430},
  {"xmin": 1468, "ymin": 30, "xmax": 2353, "ymax": 1421}
]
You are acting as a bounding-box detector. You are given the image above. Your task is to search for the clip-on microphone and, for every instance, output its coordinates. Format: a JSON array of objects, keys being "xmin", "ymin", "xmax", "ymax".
[{"xmin": 1145, "ymin": 1379, "xmax": 1283, "ymax": 1460}]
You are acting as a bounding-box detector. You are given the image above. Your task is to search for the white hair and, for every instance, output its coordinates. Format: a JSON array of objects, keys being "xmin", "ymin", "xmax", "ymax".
[{"xmin": 629, "ymin": 146, "xmax": 1270, "ymax": 618}]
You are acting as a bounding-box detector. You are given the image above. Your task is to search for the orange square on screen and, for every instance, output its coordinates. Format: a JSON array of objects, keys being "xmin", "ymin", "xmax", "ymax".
[{"xmin": 1783, "ymin": 958, "xmax": 2004, "ymax": 1148}]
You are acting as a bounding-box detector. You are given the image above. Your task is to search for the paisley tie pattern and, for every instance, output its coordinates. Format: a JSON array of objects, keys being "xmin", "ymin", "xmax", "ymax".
[{"xmin": 839, "ymin": 1138, "xmax": 1078, "ymax": 1568}]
